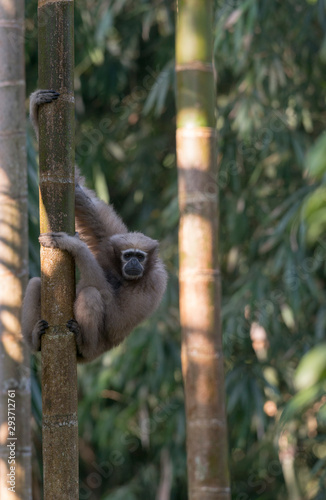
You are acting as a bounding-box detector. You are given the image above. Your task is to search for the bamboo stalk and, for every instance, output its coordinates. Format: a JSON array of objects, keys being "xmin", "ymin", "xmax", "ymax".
[
  {"xmin": 0, "ymin": 0, "xmax": 32, "ymax": 497},
  {"xmin": 38, "ymin": 0, "xmax": 78, "ymax": 498},
  {"xmin": 176, "ymin": 1, "xmax": 231, "ymax": 499}
]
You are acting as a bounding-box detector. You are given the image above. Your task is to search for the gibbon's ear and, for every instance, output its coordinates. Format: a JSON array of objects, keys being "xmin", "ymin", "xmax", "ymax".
[
  {"xmin": 110, "ymin": 233, "xmax": 159, "ymax": 254},
  {"xmin": 146, "ymin": 239, "xmax": 159, "ymax": 254}
]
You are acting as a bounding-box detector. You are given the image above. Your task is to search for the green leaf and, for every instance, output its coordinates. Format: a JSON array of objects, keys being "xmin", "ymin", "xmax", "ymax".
[
  {"xmin": 306, "ymin": 132, "xmax": 326, "ymax": 179},
  {"xmin": 280, "ymin": 382, "xmax": 325, "ymax": 425},
  {"xmin": 302, "ymin": 187, "xmax": 326, "ymax": 243},
  {"xmin": 295, "ymin": 344, "xmax": 326, "ymax": 390}
]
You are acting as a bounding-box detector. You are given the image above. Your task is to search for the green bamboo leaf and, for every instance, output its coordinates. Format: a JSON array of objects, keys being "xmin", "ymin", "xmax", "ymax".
[
  {"xmin": 303, "ymin": 188, "xmax": 326, "ymax": 242},
  {"xmin": 315, "ymin": 308, "xmax": 326, "ymax": 340},
  {"xmin": 143, "ymin": 61, "xmax": 174, "ymax": 116},
  {"xmin": 303, "ymin": 186, "xmax": 326, "ymax": 220},
  {"xmin": 306, "ymin": 132, "xmax": 326, "ymax": 179},
  {"xmin": 280, "ymin": 383, "xmax": 325, "ymax": 425},
  {"xmin": 295, "ymin": 344, "xmax": 326, "ymax": 390},
  {"xmin": 320, "ymin": 34, "xmax": 326, "ymax": 63},
  {"xmin": 95, "ymin": 10, "xmax": 113, "ymax": 45},
  {"xmin": 317, "ymin": 403, "xmax": 326, "ymax": 423}
]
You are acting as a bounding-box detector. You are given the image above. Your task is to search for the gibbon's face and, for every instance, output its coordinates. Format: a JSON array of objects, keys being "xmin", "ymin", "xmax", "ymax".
[{"xmin": 121, "ymin": 248, "xmax": 147, "ymax": 280}]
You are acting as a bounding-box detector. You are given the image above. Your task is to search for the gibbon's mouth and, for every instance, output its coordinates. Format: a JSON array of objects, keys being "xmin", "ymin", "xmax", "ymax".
[{"xmin": 124, "ymin": 268, "xmax": 143, "ymax": 280}]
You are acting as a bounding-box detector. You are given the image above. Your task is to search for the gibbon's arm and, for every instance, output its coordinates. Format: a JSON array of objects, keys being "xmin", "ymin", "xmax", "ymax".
[
  {"xmin": 39, "ymin": 232, "xmax": 109, "ymax": 291},
  {"xmin": 74, "ymin": 182, "xmax": 127, "ymax": 252},
  {"xmin": 30, "ymin": 89, "xmax": 127, "ymax": 251},
  {"xmin": 74, "ymin": 183, "xmax": 108, "ymax": 251}
]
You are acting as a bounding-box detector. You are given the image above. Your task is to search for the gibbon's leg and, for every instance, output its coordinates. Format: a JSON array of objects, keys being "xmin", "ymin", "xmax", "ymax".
[
  {"xmin": 39, "ymin": 232, "xmax": 108, "ymax": 289},
  {"xmin": 38, "ymin": 232, "xmax": 109, "ymax": 360},
  {"xmin": 22, "ymin": 277, "xmax": 49, "ymax": 351},
  {"xmin": 29, "ymin": 89, "xmax": 60, "ymax": 138},
  {"xmin": 67, "ymin": 287, "xmax": 105, "ymax": 361}
]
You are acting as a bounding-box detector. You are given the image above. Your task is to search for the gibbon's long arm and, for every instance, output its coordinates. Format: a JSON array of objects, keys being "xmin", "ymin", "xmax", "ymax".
[
  {"xmin": 30, "ymin": 90, "xmax": 127, "ymax": 254},
  {"xmin": 74, "ymin": 181, "xmax": 127, "ymax": 255}
]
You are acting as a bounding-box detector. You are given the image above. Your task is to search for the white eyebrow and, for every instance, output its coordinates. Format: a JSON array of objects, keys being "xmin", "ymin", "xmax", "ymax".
[{"xmin": 122, "ymin": 249, "xmax": 146, "ymax": 255}]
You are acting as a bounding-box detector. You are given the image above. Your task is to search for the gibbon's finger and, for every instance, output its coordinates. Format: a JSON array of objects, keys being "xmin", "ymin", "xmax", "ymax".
[
  {"xmin": 41, "ymin": 96, "xmax": 59, "ymax": 103},
  {"xmin": 36, "ymin": 90, "xmax": 60, "ymax": 97},
  {"xmin": 35, "ymin": 90, "xmax": 60, "ymax": 104},
  {"xmin": 37, "ymin": 89, "xmax": 60, "ymax": 94},
  {"xmin": 41, "ymin": 231, "xmax": 64, "ymax": 237}
]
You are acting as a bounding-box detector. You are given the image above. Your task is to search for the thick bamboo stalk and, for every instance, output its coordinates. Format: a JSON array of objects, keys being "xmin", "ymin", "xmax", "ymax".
[
  {"xmin": 0, "ymin": 0, "xmax": 32, "ymax": 497},
  {"xmin": 176, "ymin": 1, "xmax": 231, "ymax": 499},
  {"xmin": 38, "ymin": 0, "xmax": 78, "ymax": 498}
]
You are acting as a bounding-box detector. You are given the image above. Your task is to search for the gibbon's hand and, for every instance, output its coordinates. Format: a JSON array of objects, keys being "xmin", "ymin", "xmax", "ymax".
[{"xmin": 39, "ymin": 232, "xmax": 79, "ymax": 249}]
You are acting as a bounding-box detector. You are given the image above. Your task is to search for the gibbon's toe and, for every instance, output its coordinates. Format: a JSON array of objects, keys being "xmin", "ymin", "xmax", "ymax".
[
  {"xmin": 38, "ymin": 319, "xmax": 49, "ymax": 334},
  {"xmin": 31, "ymin": 319, "xmax": 49, "ymax": 351},
  {"xmin": 66, "ymin": 319, "xmax": 80, "ymax": 334}
]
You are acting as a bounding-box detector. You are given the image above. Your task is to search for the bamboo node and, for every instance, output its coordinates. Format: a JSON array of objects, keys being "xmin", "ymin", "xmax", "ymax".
[
  {"xmin": 176, "ymin": 127, "xmax": 217, "ymax": 139},
  {"xmin": 0, "ymin": 20, "xmax": 24, "ymax": 28},
  {"xmin": 179, "ymin": 268, "xmax": 220, "ymax": 280},
  {"xmin": 176, "ymin": 61, "xmax": 213, "ymax": 73},
  {"xmin": 192, "ymin": 486, "xmax": 231, "ymax": 494},
  {"xmin": 185, "ymin": 348, "xmax": 221, "ymax": 360},
  {"xmin": 43, "ymin": 413, "xmax": 78, "ymax": 429},
  {"xmin": 0, "ymin": 80, "xmax": 24, "ymax": 88},
  {"xmin": 188, "ymin": 418, "xmax": 225, "ymax": 428},
  {"xmin": 178, "ymin": 191, "xmax": 217, "ymax": 205}
]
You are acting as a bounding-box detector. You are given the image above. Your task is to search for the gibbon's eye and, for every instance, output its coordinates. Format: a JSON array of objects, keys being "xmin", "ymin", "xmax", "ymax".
[
  {"xmin": 136, "ymin": 252, "xmax": 145, "ymax": 262},
  {"xmin": 123, "ymin": 252, "xmax": 134, "ymax": 260}
]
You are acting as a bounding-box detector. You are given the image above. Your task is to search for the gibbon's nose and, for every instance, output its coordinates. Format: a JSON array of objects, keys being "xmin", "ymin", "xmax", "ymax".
[{"xmin": 126, "ymin": 257, "xmax": 143, "ymax": 276}]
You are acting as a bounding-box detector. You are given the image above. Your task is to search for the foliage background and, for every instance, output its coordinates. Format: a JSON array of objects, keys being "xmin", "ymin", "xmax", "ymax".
[{"xmin": 25, "ymin": 0, "xmax": 326, "ymax": 498}]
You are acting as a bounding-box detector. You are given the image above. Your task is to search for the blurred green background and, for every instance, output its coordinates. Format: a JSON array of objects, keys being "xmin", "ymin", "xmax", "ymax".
[{"xmin": 25, "ymin": 0, "xmax": 326, "ymax": 498}]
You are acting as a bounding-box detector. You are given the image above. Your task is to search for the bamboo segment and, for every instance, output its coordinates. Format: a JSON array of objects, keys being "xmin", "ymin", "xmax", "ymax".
[
  {"xmin": 38, "ymin": 0, "xmax": 78, "ymax": 498},
  {"xmin": 176, "ymin": 1, "xmax": 231, "ymax": 499}
]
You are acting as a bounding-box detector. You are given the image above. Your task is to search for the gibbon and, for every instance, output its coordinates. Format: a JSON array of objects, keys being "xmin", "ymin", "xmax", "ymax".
[{"xmin": 23, "ymin": 90, "xmax": 167, "ymax": 362}]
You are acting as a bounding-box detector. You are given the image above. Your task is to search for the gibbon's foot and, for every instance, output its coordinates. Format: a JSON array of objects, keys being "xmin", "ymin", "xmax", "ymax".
[
  {"xmin": 66, "ymin": 320, "xmax": 84, "ymax": 358},
  {"xmin": 34, "ymin": 89, "xmax": 60, "ymax": 105},
  {"xmin": 32, "ymin": 319, "xmax": 49, "ymax": 351},
  {"xmin": 66, "ymin": 319, "xmax": 80, "ymax": 335}
]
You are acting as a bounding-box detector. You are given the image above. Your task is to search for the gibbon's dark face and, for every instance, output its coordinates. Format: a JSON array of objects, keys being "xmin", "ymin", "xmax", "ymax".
[{"xmin": 121, "ymin": 248, "xmax": 147, "ymax": 280}]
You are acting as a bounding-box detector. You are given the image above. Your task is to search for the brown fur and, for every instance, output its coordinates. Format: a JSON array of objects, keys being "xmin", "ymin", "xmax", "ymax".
[{"xmin": 23, "ymin": 90, "xmax": 167, "ymax": 362}]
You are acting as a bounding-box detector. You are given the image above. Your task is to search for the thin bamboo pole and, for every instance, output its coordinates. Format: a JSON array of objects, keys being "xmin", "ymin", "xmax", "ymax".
[
  {"xmin": 0, "ymin": 0, "xmax": 32, "ymax": 497},
  {"xmin": 38, "ymin": 0, "xmax": 78, "ymax": 498},
  {"xmin": 176, "ymin": 1, "xmax": 231, "ymax": 499}
]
